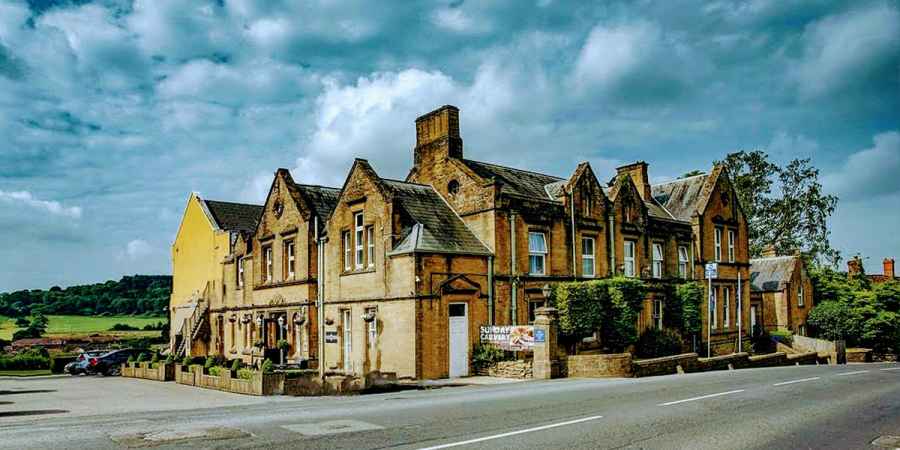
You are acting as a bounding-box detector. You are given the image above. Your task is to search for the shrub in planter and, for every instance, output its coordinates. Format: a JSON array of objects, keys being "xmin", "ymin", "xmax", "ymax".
[
  {"xmin": 128, "ymin": 355, "xmax": 136, "ymax": 364},
  {"xmin": 634, "ymin": 328, "xmax": 684, "ymax": 359},
  {"xmin": 181, "ymin": 355, "xmax": 191, "ymax": 367},
  {"xmin": 261, "ymin": 358, "xmax": 274, "ymax": 374},
  {"xmin": 230, "ymin": 359, "xmax": 242, "ymax": 373},
  {"xmin": 237, "ymin": 368, "xmax": 255, "ymax": 380},
  {"xmin": 276, "ymin": 339, "xmax": 290, "ymax": 351},
  {"xmin": 164, "ymin": 354, "xmax": 174, "ymax": 365},
  {"xmin": 204, "ymin": 356, "xmax": 216, "ymax": 370},
  {"xmin": 136, "ymin": 353, "xmax": 146, "ymax": 363},
  {"xmin": 208, "ymin": 366, "xmax": 223, "ymax": 377},
  {"xmin": 151, "ymin": 353, "xmax": 159, "ymax": 364}
]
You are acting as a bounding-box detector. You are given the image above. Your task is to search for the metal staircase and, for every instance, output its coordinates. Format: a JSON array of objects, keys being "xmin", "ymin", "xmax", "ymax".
[{"xmin": 175, "ymin": 283, "xmax": 211, "ymax": 357}]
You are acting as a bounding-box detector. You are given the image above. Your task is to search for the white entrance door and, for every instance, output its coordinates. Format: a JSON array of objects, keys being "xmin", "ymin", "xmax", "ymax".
[
  {"xmin": 448, "ymin": 303, "xmax": 468, "ymax": 378},
  {"xmin": 750, "ymin": 306, "xmax": 758, "ymax": 332}
]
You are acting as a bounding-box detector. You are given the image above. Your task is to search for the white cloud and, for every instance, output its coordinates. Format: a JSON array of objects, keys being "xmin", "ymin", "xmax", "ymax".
[
  {"xmin": 0, "ymin": 190, "xmax": 82, "ymax": 219},
  {"xmin": 825, "ymin": 131, "xmax": 900, "ymax": 200},
  {"xmin": 793, "ymin": 3, "xmax": 900, "ymax": 98},
  {"xmin": 767, "ymin": 131, "xmax": 820, "ymax": 159},
  {"xmin": 124, "ymin": 239, "xmax": 153, "ymax": 260},
  {"xmin": 571, "ymin": 21, "xmax": 661, "ymax": 92},
  {"xmin": 430, "ymin": 7, "xmax": 491, "ymax": 34}
]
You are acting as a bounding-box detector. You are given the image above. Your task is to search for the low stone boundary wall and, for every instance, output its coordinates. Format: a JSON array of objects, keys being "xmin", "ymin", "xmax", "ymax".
[
  {"xmin": 793, "ymin": 335, "xmax": 836, "ymax": 355},
  {"xmin": 632, "ymin": 353, "xmax": 699, "ymax": 377},
  {"xmin": 564, "ymin": 353, "xmax": 632, "ymax": 378},
  {"xmin": 847, "ymin": 348, "xmax": 873, "ymax": 363},
  {"xmin": 173, "ymin": 365, "xmax": 387, "ymax": 396},
  {"xmin": 121, "ymin": 362, "xmax": 175, "ymax": 381},
  {"xmin": 174, "ymin": 365, "xmax": 285, "ymax": 396},
  {"xmin": 747, "ymin": 352, "xmax": 788, "ymax": 367},
  {"xmin": 786, "ymin": 352, "xmax": 820, "ymax": 365},
  {"xmin": 699, "ymin": 352, "xmax": 751, "ymax": 371}
]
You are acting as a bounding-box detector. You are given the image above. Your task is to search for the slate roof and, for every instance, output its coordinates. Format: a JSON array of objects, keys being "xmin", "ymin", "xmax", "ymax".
[
  {"xmin": 294, "ymin": 183, "xmax": 340, "ymax": 232},
  {"xmin": 203, "ymin": 200, "xmax": 263, "ymax": 233},
  {"xmin": 461, "ymin": 159, "xmax": 563, "ymax": 201},
  {"xmin": 544, "ymin": 180, "xmax": 567, "ymax": 199},
  {"xmin": 750, "ymin": 256, "xmax": 798, "ymax": 292},
  {"xmin": 651, "ymin": 173, "xmax": 709, "ymax": 222},
  {"xmin": 382, "ymin": 179, "xmax": 491, "ymax": 256}
]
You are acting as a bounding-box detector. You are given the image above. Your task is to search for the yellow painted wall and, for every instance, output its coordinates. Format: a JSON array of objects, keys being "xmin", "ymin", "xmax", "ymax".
[{"xmin": 170, "ymin": 194, "xmax": 230, "ymax": 313}]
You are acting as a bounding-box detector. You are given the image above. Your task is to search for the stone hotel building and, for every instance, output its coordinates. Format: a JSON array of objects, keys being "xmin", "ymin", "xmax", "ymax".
[{"xmin": 170, "ymin": 105, "xmax": 752, "ymax": 380}]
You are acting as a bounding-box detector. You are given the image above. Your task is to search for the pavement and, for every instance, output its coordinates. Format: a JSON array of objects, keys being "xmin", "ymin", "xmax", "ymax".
[{"xmin": 0, "ymin": 362, "xmax": 898, "ymax": 449}]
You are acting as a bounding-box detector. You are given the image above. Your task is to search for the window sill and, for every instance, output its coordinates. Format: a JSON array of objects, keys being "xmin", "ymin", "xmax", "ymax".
[{"xmin": 341, "ymin": 268, "xmax": 376, "ymax": 277}]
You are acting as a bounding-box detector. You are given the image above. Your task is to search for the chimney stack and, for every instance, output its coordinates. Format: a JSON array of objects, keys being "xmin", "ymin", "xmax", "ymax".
[
  {"xmin": 884, "ymin": 258, "xmax": 895, "ymax": 280},
  {"xmin": 616, "ymin": 161, "xmax": 652, "ymax": 201},
  {"xmin": 413, "ymin": 105, "xmax": 462, "ymax": 167}
]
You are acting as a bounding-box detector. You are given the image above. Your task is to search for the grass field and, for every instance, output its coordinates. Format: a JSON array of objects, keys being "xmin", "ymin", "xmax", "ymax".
[{"xmin": 0, "ymin": 315, "xmax": 165, "ymax": 341}]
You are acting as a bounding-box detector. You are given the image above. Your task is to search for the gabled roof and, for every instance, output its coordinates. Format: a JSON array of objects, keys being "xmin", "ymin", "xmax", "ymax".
[
  {"xmin": 750, "ymin": 255, "xmax": 798, "ymax": 292},
  {"xmin": 460, "ymin": 159, "xmax": 563, "ymax": 202},
  {"xmin": 383, "ymin": 179, "xmax": 491, "ymax": 256},
  {"xmin": 293, "ymin": 183, "xmax": 340, "ymax": 232},
  {"xmin": 651, "ymin": 173, "xmax": 709, "ymax": 222},
  {"xmin": 203, "ymin": 200, "xmax": 263, "ymax": 233}
]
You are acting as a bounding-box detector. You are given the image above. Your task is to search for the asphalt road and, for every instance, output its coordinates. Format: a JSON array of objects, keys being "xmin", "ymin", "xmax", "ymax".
[{"xmin": 1, "ymin": 362, "xmax": 898, "ymax": 449}]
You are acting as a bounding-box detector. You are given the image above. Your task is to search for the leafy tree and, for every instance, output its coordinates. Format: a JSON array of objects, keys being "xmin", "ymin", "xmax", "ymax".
[
  {"xmin": 0, "ymin": 275, "xmax": 171, "ymax": 318},
  {"xmin": 718, "ymin": 151, "xmax": 838, "ymax": 266}
]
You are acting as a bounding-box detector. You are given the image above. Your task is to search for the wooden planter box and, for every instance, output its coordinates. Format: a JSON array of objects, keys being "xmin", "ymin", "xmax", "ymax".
[
  {"xmin": 121, "ymin": 362, "xmax": 175, "ymax": 381},
  {"xmin": 174, "ymin": 364, "xmax": 285, "ymax": 396}
]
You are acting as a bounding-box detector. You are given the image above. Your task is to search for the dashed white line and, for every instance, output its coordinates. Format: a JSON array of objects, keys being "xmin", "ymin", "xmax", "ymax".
[
  {"xmin": 880, "ymin": 367, "xmax": 900, "ymax": 371},
  {"xmin": 416, "ymin": 415, "xmax": 604, "ymax": 450},
  {"xmin": 658, "ymin": 389, "xmax": 745, "ymax": 406},
  {"xmin": 835, "ymin": 370, "xmax": 869, "ymax": 376},
  {"xmin": 773, "ymin": 377, "xmax": 820, "ymax": 386}
]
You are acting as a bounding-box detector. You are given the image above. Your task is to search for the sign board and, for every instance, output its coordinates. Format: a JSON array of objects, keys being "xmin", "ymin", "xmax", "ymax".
[
  {"xmin": 705, "ymin": 262, "xmax": 718, "ymax": 279},
  {"xmin": 324, "ymin": 331, "xmax": 338, "ymax": 343},
  {"xmin": 479, "ymin": 325, "xmax": 535, "ymax": 351},
  {"xmin": 534, "ymin": 329, "xmax": 546, "ymax": 343}
]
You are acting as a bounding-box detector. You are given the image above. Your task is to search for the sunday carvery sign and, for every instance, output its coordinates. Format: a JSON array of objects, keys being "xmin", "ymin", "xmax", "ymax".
[{"xmin": 479, "ymin": 325, "xmax": 535, "ymax": 351}]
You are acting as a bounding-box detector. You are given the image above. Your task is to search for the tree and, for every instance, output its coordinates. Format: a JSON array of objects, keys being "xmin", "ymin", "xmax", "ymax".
[{"xmin": 718, "ymin": 151, "xmax": 838, "ymax": 266}]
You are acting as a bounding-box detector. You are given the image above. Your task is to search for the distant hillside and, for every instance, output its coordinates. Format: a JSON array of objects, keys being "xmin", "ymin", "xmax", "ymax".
[{"xmin": 0, "ymin": 275, "xmax": 171, "ymax": 318}]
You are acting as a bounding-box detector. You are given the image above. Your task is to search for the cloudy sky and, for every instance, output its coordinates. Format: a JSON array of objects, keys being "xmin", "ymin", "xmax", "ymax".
[{"xmin": 1, "ymin": 0, "xmax": 898, "ymax": 291}]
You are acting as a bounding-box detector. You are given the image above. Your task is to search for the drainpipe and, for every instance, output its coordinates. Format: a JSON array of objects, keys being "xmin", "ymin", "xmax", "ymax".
[
  {"xmin": 570, "ymin": 190, "xmax": 577, "ymax": 278},
  {"xmin": 608, "ymin": 213, "xmax": 615, "ymax": 276},
  {"xmin": 510, "ymin": 211, "xmax": 517, "ymax": 326},
  {"xmin": 487, "ymin": 256, "xmax": 495, "ymax": 325},
  {"xmin": 315, "ymin": 216, "xmax": 326, "ymax": 380}
]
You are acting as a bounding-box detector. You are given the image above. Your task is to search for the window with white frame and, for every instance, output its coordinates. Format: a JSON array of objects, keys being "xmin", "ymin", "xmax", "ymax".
[
  {"xmin": 581, "ymin": 236, "xmax": 595, "ymax": 277},
  {"xmin": 343, "ymin": 231, "xmax": 351, "ymax": 271},
  {"xmin": 653, "ymin": 299, "xmax": 663, "ymax": 329},
  {"xmin": 723, "ymin": 287, "xmax": 730, "ymax": 328},
  {"xmin": 528, "ymin": 232, "xmax": 547, "ymax": 275},
  {"xmin": 264, "ymin": 246, "xmax": 273, "ymax": 282},
  {"xmin": 714, "ymin": 228, "xmax": 723, "ymax": 262},
  {"xmin": 710, "ymin": 287, "xmax": 718, "ymax": 329},
  {"xmin": 342, "ymin": 309, "xmax": 352, "ymax": 372},
  {"xmin": 366, "ymin": 226, "xmax": 375, "ymax": 268},
  {"xmin": 237, "ymin": 257, "xmax": 244, "ymax": 288},
  {"xmin": 366, "ymin": 307, "xmax": 377, "ymax": 349},
  {"xmin": 285, "ymin": 240, "xmax": 295, "ymax": 279},
  {"xmin": 354, "ymin": 212, "xmax": 364, "ymax": 269},
  {"xmin": 727, "ymin": 229, "xmax": 735, "ymax": 262},
  {"xmin": 678, "ymin": 246, "xmax": 689, "ymax": 278},
  {"xmin": 652, "ymin": 243, "xmax": 664, "ymax": 279},
  {"xmin": 798, "ymin": 283, "xmax": 804, "ymax": 307},
  {"xmin": 624, "ymin": 240, "xmax": 637, "ymax": 277}
]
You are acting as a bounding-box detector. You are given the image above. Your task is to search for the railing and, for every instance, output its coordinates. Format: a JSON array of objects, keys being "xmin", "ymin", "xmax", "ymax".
[{"xmin": 176, "ymin": 282, "xmax": 212, "ymax": 357}]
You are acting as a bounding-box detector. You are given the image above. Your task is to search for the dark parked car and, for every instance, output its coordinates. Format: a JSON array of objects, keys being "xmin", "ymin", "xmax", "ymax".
[
  {"xmin": 85, "ymin": 349, "xmax": 141, "ymax": 376},
  {"xmin": 64, "ymin": 351, "xmax": 105, "ymax": 375}
]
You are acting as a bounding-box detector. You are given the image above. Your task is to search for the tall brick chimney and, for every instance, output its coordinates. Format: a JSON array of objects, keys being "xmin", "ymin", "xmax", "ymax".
[
  {"xmin": 413, "ymin": 105, "xmax": 462, "ymax": 167},
  {"xmin": 616, "ymin": 161, "xmax": 652, "ymax": 201},
  {"xmin": 884, "ymin": 258, "xmax": 895, "ymax": 280},
  {"xmin": 847, "ymin": 256, "xmax": 863, "ymax": 278}
]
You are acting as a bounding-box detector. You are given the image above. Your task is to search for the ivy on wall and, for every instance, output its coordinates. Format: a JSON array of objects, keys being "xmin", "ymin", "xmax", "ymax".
[{"xmin": 551, "ymin": 277, "xmax": 647, "ymax": 352}]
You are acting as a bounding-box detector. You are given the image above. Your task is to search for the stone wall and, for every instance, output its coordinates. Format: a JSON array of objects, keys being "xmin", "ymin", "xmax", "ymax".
[
  {"xmin": 698, "ymin": 352, "xmax": 751, "ymax": 371},
  {"xmin": 847, "ymin": 348, "xmax": 873, "ymax": 363},
  {"xmin": 632, "ymin": 353, "xmax": 699, "ymax": 377},
  {"xmin": 793, "ymin": 335, "xmax": 835, "ymax": 355},
  {"xmin": 121, "ymin": 362, "xmax": 175, "ymax": 381},
  {"xmin": 173, "ymin": 364, "xmax": 285, "ymax": 396},
  {"xmin": 564, "ymin": 353, "xmax": 632, "ymax": 378},
  {"xmin": 478, "ymin": 360, "xmax": 533, "ymax": 379},
  {"xmin": 631, "ymin": 351, "xmax": 822, "ymax": 378}
]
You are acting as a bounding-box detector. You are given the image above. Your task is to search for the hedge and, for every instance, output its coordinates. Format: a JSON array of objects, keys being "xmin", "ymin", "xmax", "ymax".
[
  {"xmin": 0, "ymin": 354, "xmax": 50, "ymax": 370},
  {"xmin": 551, "ymin": 277, "xmax": 647, "ymax": 352}
]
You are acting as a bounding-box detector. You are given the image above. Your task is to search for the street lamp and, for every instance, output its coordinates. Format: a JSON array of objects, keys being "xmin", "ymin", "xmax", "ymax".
[
  {"xmin": 277, "ymin": 315, "xmax": 286, "ymax": 365},
  {"xmin": 541, "ymin": 284, "xmax": 552, "ymax": 308}
]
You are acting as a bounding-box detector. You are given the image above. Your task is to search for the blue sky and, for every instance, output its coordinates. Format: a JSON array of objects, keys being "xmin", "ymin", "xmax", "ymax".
[{"xmin": 1, "ymin": 0, "xmax": 898, "ymax": 291}]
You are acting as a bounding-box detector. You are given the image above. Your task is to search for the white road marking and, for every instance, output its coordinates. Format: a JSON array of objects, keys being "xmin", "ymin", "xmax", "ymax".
[
  {"xmin": 835, "ymin": 370, "xmax": 869, "ymax": 376},
  {"xmin": 658, "ymin": 389, "xmax": 745, "ymax": 406},
  {"xmin": 880, "ymin": 367, "xmax": 900, "ymax": 371},
  {"xmin": 773, "ymin": 377, "xmax": 820, "ymax": 386},
  {"xmin": 416, "ymin": 415, "xmax": 604, "ymax": 450}
]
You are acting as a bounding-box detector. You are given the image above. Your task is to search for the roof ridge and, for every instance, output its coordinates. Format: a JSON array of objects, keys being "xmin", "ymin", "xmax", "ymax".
[
  {"xmin": 382, "ymin": 178, "xmax": 432, "ymax": 188},
  {"xmin": 203, "ymin": 199, "xmax": 263, "ymax": 207},
  {"xmin": 463, "ymin": 158, "xmax": 565, "ymax": 181},
  {"xmin": 651, "ymin": 173, "xmax": 708, "ymax": 188},
  {"xmin": 293, "ymin": 182, "xmax": 340, "ymax": 191}
]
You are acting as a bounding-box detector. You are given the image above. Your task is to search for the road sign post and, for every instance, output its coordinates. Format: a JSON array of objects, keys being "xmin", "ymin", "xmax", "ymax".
[{"xmin": 705, "ymin": 263, "xmax": 718, "ymax": 358}]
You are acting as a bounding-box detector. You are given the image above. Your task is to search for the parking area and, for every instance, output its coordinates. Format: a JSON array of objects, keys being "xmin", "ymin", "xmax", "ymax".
[{"xmin": 0, "ymin": 375, "xmax": 283, "ymax": 422}]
